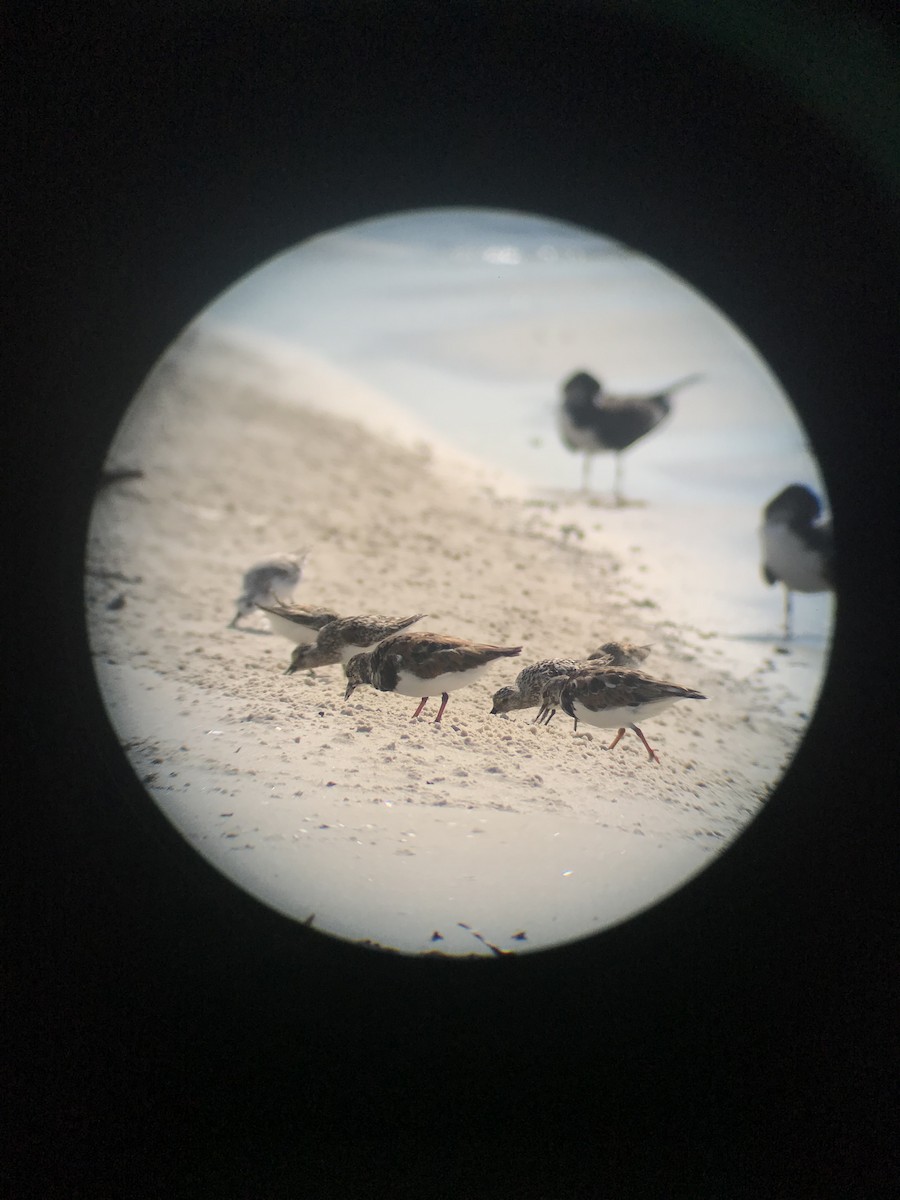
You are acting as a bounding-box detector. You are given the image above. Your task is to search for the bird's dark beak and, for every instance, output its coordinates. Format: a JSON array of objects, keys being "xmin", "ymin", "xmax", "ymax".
[
  {"xmin": 344, "ymin": 681, "xmax": 356, "ymax": 701},
  {"xmin": 489, "ymin": 704, "xmax": 500, "ymax": 715}
]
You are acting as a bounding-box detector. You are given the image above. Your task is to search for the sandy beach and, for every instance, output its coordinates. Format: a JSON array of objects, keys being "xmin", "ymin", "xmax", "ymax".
[{"xmin": 84, "ymin": 319, "xmax": 822, "ymax": 956}]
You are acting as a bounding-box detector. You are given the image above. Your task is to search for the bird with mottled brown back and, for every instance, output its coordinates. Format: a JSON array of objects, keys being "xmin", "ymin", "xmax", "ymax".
[{"xmin": 346, "ymin": 632, "xmax": 522, "ymax": 723}]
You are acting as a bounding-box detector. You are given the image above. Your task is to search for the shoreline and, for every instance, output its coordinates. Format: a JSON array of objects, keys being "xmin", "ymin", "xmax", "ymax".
[{"xmin": 86, "ymin": 332, "xmax": 818, "ymax": 954}]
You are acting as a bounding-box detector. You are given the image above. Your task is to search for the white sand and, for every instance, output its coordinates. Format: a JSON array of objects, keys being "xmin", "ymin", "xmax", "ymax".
[{"xmin": 86, "ymin": 330, "xmax": 812, "ymax": 955}]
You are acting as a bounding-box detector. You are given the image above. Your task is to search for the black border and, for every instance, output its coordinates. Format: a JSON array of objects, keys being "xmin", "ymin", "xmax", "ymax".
[{"xmin": 10, "ymin": 3, "xmax": 898, "ymax": 1194}]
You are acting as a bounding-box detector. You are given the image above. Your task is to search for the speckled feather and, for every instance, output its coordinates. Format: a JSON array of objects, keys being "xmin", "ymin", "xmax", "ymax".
[
  {"xmin": 286, "ymin": 613, "xmax": 427, "ymax": 672},
  {"xmin": 344, "ymin": 633, "xmax": 521, "ymax": 721},
  {"xmin": 354, "ymin": 632, "xmax": 523, "ymax": 693},
  {"xmin": 558, "ymin": 666, "xmax": 705, "ymax": 720},
  {"xmin": 493, "ymin": 641, "xmax": 652, "ymax": 715},
  {"xmin": 490, "ymin": 658, "xmax": 583, "ymax": 714},
  {"xmin": 256, "ymin": 602, "xmax": 342, "ymax": 638},
  {"xmin": 547, "ymin": 665, "xmax": 706, "ymax": 761},
  {"xmin": 586, "ymin": 640, "xmax": 652, "ymax": 666}
]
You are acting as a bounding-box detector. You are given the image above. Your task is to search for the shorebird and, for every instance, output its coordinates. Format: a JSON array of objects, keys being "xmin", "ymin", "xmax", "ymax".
[
  {"xmin": 490, "ymin": 657, "xmax": 584, "ymax": 716},
  {"xmin": 285, "ymin": 613, "xmax": 427, "ymax": 672},
  {"xmin": 229, "ymin": 553, "xmax": 307, "ymax": 628},
  {"xmin": 540, "ymin": 665, "xmax": 706, "ymax": 763},
  {"xmin": 491, "ymin": 641, "xmax": 652, "ymax": 716},
  {"xmin": 345, "ymin": 632, "xmax": 522, "ymax": 722},
  {"xmin": 557, "ymin": 370, "xmax": 704, "ymax": 503},
  {"xmin": 760, "ymin": 484, "xmax": 833, "ymax": 639},
  {"xmin": 586, "ymin": 640, "xmax": 652, "ymax": 666},
  {"xmin": 533, "ymin": 672, "xmax": 578, "ymax": 726},
  {"xmin": 255, "ymin": 602, "xmax": 342, "ymax": 645}
]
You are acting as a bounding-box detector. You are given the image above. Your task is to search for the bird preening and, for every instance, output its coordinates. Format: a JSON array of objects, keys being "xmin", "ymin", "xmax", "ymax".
[
  {"xmin": 759, "ymin": 484, "xmax": 833, "ymax": 639},
  {"xmin": 557, "ymin": 369, "xmax": 704, "ymax": 504}
]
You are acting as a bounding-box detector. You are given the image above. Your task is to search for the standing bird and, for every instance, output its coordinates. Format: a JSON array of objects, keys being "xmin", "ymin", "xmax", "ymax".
[
  {"xmin": 546, "ymin": 665, "xmax": 706, "ymax": 763},
  {"xmin": 229, "ymin": 553, "xmax": 307, "ymax": 628},
  {"xmin": 255, "ymin": 602, "xmax": 343, "ymax": 645},
  {"xmin": 760, "ymin": 484, "xmax": 833, "ymax": 639},
  {"xmin": 285, "ymin": 613, "xmax": 427, "ymax": 672},
  {"xmin": 557, "ymin": 370, "xmax": 704, "ymax": 503},
  {"xmin": 345, "ymin": 632, "xmax": 522, "ymax": 723}
]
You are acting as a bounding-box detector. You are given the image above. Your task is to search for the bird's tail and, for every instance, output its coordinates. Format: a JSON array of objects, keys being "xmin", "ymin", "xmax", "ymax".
[
  {"xmin": 396, "ymin": 613, "xmax": 429, "ymax": 632},
  {"xmin": 660, "ymin": 373, "xmax": 705, "ymax": 397}
]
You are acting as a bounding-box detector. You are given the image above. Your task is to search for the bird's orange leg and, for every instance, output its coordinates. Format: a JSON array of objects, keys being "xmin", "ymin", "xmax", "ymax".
[
  {"xmin": 433, "ymin": 692, "xmax": 450, "ymax": 723},
  {"xmin": 411, "ymin": 697, "xmax": 429, "ymax": 719},
  {"xmin": 607, "ymin": 726, "xmax": 627, "ymax": 751},
  {"xmin": 630, "ymin": 723, "xmax": 660, "ymax": 763}
]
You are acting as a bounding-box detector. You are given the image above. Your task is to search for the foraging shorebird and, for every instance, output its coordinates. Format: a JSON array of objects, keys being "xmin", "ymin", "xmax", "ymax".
[
  {"xmin": 285, "ymin": 613, "xmax": 427, "ymax": 672},
  {"xmin": 760, "ymin": 484, "xmax": 833, "ymax": 639},
  {"xmin": 533, "ymin": 672, "xmax": 578, "ymax": 726},
  {"xmin": 586, "ymin": 640, "xmax": 652, "ymax": 666},
  {"xmin": 345, "ymin": 632, "xmax": 522, "ymax": 723},
  {"xmin": 255, "ymin": 602, "xmax": 342, "ymax": 646},
  {"xmin": 229, "ymin": 553, "xmax": 307, "ymax": 628},
  {"xmin": 490, "ymin": 657, "xmax": 584, "ymax": 716},
  {"xmin": 491, "ymin": 641, "xmax": 652, "ymax": 716},
  {"xmin": 557, "ymin": 370, "xmax": 704, "ymax": 503},
  {"xmin": 539, "ymin": 665, "xmax": 706, "ymax": 763}
]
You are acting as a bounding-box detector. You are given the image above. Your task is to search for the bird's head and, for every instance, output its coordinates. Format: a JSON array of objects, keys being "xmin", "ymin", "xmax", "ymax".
[
  {"xmin": 561, "ymin": 371, "xmax": 603, "ymax": 417},
  {"xmin": 764, "ymin": 484, "xmax": 821, "ymax": 526},
  {"xmin": 284, "ymin": 644, "xmax": 310, "ymax": 674},
  {"xmin": 490, "ymin": 686, "xmax": 518, "ymax": 715},
  {"xmin": 343, "ymin": 653, "xmax": 372, "ymax": 700}
]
